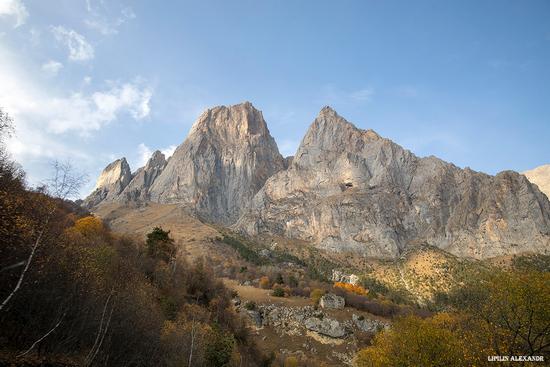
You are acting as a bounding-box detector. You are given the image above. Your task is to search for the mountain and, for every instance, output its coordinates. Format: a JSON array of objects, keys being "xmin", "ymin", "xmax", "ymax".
[
  {"xmin": 83, "ymin": 157, "xmax": 132, "ymax": 209},
  {"xmin": 235, "ymin": 107, "xmax": 550, "ymax": 259},
  {"xmin": 85, "ymin": 102, "xmax": 286, "ymax": 225},
  {"xmin": 523, "ymin": 164, "xmax": 550, "ymax": 199}
]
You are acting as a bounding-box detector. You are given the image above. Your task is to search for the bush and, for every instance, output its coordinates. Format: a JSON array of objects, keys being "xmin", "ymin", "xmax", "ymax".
[
  {"xmin": 310, "ymin": 288, "xmax": 325, "ymax": 305},
  {"xmin": 272, "ymin": 286, "xmax": 285, "ymax": 297},
  {"xmin": 259, "ymin": 276, "xmax": 271, "ymax": 289},
  {"xmin": 244, "ymin": 301, "xmax": 256, "ymax": 311}
]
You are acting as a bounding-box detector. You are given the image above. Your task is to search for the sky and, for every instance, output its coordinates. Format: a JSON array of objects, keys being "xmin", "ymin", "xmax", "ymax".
[{"xmin": 0, "ymin": 0, "xmax": 549, "ymax": 198}]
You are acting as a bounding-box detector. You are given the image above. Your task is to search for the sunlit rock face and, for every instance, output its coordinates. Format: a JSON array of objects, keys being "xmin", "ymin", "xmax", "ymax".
[
  {"xmin": 148, "ymin": 102, "xmax": 286, "ymax": 224},
  {"xmin": 120, "ymin": 150, "xmax": 167, "ymax": 202},
  {"xmin": 236, "ymin": 107, "xmax": 550, "ymax": 259},
  {"xmin": 83, "ymin": 158, "xmax": 133, "ymax": 209}
]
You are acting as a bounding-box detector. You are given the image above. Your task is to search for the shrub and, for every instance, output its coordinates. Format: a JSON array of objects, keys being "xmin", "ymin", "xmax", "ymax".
[
  {"xmin": 310, "ymin": 288, "xmax": 325, "ymax": 305},
  {"xmin": 244, "ymin": 301, "xmax": 256, "ymax": 311},
  {"xmin": 334, "ymin": 281, "xmax": 369, "ymax": 295},
  {"xmin": 272, "ymin": 286, "xmax": 285, "ymax": 297}
]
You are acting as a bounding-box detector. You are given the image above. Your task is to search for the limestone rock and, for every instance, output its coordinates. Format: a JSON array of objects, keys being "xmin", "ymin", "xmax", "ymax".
[
  {"xmin": 352, "ymin": 314, "xmax": 388, "ymax": 333},
  {"xmin": 319, "ymin": 293, "xmax": 345, "ymax": 309},
  {"xmin": 83, "ymin": 158, "xmax": 132, "ymax": 209},
  {"xmin": 120, "ymin": 150, "xmax": 167, "ymax": 202},
  {"xmin": 236, "ymin": 107, "xmax": 550, "ymax": 259},
  {"xmin": 523, "ymin": 164, "xmax": 550, "ymax": 199},
  {"xmin": 304, "ymin": 317, "xmax": 347, "ymax": 338},
  {"xmin": 148, "ymin": 102, "xmax": 286, "ymax": 224}
]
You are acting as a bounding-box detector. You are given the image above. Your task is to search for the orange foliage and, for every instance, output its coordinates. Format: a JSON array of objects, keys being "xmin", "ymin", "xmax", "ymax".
[
  {"xmin": 259, "ymin": 276, "xmax": 271, "ymax": 289},
  {"xmin": 334, "ymin": 282, "xmax": 369, "ymax": 296}
]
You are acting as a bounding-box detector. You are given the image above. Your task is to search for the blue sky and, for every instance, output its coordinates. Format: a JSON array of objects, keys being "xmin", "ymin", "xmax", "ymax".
[{"xmin": 0, "ymin": 0, "xmax": 549, "ymax": 198}]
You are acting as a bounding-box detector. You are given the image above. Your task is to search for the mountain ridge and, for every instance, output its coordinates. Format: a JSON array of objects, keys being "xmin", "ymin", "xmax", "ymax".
[{"xmin": 83, "ymin": 102, "xmax": 550, "ymax": 259}]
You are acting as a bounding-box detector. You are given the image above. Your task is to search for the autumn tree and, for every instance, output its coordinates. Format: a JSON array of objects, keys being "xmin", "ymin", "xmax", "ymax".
[
  {"xmin": 146, "ymin": 226, "xmax": 176, "ymax": 263},
  {"xmin": 355, "ymin": 314, "xmax": 469, "ymax": 367}
]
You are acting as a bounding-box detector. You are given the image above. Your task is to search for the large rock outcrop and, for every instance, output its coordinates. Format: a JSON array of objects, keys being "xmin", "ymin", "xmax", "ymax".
[
  {"xmin": 120, "ymin": 150, "xmax": 167, "ymax": 202},
  {"xmin": 83, "ymin": 158, "xmax": 133, "ymax": 209},
  {"xmin": 148, "ymin": 102, "xmax": 286, "ymax": 224},
  {"xmin": 236, "ymin": 107, "xmax": 550, "ymax": 259}
]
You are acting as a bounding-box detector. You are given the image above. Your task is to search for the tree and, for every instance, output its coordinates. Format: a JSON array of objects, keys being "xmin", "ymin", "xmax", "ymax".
[
  {"xmin": 452, "ymin": 271, "xmax": 550, "ymax": 357},
  {"xmin": 355, "ymin": 314, "xmax": 468, "ymax": 367},
  {"xmin": 146, "ymin": 227, "xmax": 176, "ymax": 263}
]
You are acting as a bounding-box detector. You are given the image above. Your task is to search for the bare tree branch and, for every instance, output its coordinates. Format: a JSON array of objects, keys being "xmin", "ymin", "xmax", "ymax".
[{"xmin": 16, "ymin": 311, "xmax": 66, "ymax": 358}]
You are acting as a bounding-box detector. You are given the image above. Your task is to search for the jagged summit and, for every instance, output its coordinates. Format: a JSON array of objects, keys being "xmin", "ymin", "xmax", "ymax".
[
  {"xmin": 83, "ymin": 157, "xmax": 133, "ymax": 209},
  {"xmin": 189, "ymin": 101, "xmax": 270, "ymax": 138},
  {"xmin": 147, "ymin": 102, "xmax": 286, "ymax": 224}
]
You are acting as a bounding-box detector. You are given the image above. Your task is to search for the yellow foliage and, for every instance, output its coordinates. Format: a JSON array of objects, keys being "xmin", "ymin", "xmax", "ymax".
[
  {"xmin": 284, "ymin": 355, "xmax": 299, "ymax": 367},
  {"xmin": 334, "ymin": 281, "xmax": 369, "ymax": 295},
  {"xmin": 73, "ymin": 216, "xmax": 104, "ymax": 237},
  {"xmin": 355, "ymin": 315, "xmax": 468, "ymax": 367},
  {"xmin": 259, "ymin": 276, "xmax": 270, "ymax": 289}
]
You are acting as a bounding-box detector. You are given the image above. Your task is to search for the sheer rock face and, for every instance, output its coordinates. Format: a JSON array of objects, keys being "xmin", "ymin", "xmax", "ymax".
[
  {"xmin": 148, "ymin": 102, "xmax": 286, "ymax": 224},
  {"xmin": 236, "ymin": 107, "xmax": 550, "ymax": 259},
  {"xmin": 120, "ymin": 150, "xmax": 167, "ymax": 202},
  {"xmin": 83, "ymin": 158, "xmax": 133, "ymax": 209},
  {"xmin": 523, "ymin": 164, "xmax": 550, "ymax": 199}
]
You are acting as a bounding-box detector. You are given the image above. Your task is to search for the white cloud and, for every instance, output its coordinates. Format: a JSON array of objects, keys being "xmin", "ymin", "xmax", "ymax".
[
  {"xmin": 41, "ymin": 60, "xmax": 63, "ymax": 76},
  {"xmin": 0, "ymin": 0, "xmax": 28, "ymax": 28},
  {"xmin": 0, "ymin": 45, "xmax": 152, "ymax": 167},
  {"xmin": 350, "ymin": 88, "xmax": 374, "ymax": 102},
  {"xmin": 320, "ymin": 84, "xmax": 375, "ymax": 106},
  {"xmin": 47, "ymin": 81, "xmax": 152, "ymax": 134},
  {"xmin": 85, "ymin": 5, "xmax": 136, "ymax": 35},
  {"xmin": 137, "ymin": 143, "xmax": 152, "ymax": 166},
  {"xmin": 161, "ymin": 144, "xmax": 176, "ymax": 158},
  {"xmin": 51, "ymin": 25, "xmax": 94, "ymax": 61}
]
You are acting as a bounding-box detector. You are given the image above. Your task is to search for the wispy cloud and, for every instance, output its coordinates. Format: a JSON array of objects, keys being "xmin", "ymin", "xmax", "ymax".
[
  {"xmin": 51, "ymin": 25, "xmax": 94, "ymax": 61},
  {"xmin": 41, "ymin": 60, "xmax": 63, "ymax": 77},
  {"xmin": 0, "ymin": 44, "xmax": 152, "ymax": 168},
  {"xmin": 85, "ymin": 1, "xmax": 136, "ymax": 36},
  {"xmin": 320, "ymin": 84, "xmax": 375, "ymax": 106},
  {"xmin": 47, "ymin": 80, "xmax": 152, "ymax": 134},
  {"xmin": 0, "ymin": 0, "xmax": 28, "ymax": 28}
]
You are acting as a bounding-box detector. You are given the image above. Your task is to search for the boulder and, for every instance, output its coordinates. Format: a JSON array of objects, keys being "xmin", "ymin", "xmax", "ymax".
[
  {"xmin": 304, "ymin": 317, "xmax": 347, "ymax": 338},
  {"xmin": 319, "ymin": 293, "xmax": 345, "ymax": 309}
]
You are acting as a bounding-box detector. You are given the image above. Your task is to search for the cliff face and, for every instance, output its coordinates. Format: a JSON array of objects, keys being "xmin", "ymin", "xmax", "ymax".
[
  {"xmin": 120, "ymin": 150, "xmax": 167, "ymax": 202},
  {"xmin": 83, "ymin": 158, "xmax": 133, "ymax": 209},
  {"xmin": 235, "ymin": 107, "xmax": 550, "ymax": 259},
  {"xmin": 147, "ymin": 102, "xmax": 286, "ymax": 224}
]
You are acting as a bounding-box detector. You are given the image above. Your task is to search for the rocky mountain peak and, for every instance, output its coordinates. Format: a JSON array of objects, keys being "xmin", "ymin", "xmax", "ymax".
[
  {"xmin": 147, "ymin": 102, "xmax": 286, "ymax": 224},
  {"xmin": 189, "ymin": 101, "xmax": 269, "ymax": 140},
  {"xmin": 93, "ymin": 158, "xmax": 132, "ymax": 191},
  {"xmin": 145, "ymin": 150, "xmax": 166, "ymax": 170},
  {"xmin": 83, "ymin": 157, "xmax": 133, "ymax": 209}
]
